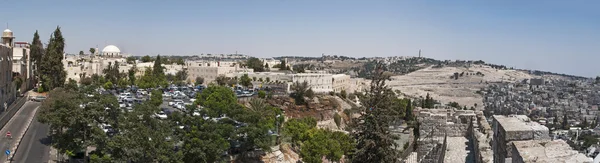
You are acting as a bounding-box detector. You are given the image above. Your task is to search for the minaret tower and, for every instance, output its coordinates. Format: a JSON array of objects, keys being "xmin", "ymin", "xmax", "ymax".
[{"xmin": 2, "ymin": 28, "xmax": 14, "ymax": 47}]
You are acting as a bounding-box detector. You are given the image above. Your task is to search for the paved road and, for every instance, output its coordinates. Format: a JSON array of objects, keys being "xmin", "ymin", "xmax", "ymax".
[
  {"xmin": 0, "ymin": 102, "xmax": 40, "ymax": 162},
  {"xmin": 11, "ymin": 103, "xmax": 50, "ymax": 163}
]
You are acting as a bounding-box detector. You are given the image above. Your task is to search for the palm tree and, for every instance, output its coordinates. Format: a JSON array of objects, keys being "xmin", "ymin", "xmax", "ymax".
[{"xmin": 249, "ymin": 98, "xmax": 268, "ymax": 112}]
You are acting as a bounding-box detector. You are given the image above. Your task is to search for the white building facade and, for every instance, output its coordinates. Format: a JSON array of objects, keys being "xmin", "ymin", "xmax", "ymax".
[{"xmin": 1, "ymin": 29, "xmax": 17, "ymax": 110}]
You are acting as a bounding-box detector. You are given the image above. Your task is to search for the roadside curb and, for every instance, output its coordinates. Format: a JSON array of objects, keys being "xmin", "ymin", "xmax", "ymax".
[{"xmin": 5, "ymin": 105, "xmax": 39, "ymax": 163}]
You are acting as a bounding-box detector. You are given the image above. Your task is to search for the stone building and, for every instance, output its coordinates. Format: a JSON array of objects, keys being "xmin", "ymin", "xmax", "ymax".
[
  {"xmin": 492, "ymin": 115, "xmax": 550, "ymax": 163},
  {"xmin": 332, "ymin": 74, "xmax": 350, "ymax": 93},
  {"xmin": 12, "ymin": 41, "xmax": 33, "ymax": 92},
  {"xmin": 291, "ymin": 73, "xmax": 334, "ymax": 93},
  {"xmin": 511, "ymin": 140, "xmax": 592, "ymax": 163},
  {"xmin": 1, "ymin": 29, "xmax": 16, "ymax": 110}
]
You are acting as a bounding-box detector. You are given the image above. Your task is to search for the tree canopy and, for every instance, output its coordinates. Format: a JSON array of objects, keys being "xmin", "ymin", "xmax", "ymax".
[
  {"xmin": 349, "ymin": 62, "xmax": 400, "ymax": 163},
  {"xmin": 39, "ymin": 27, "xmax": 67, "ymax": 92},
  {"xmin": 246, "ymin": 57, "xmax": 265, "ymax": 72},
  {"xmin": 31, "ymin": 30, "xmax": 44, "ymax": 80}
]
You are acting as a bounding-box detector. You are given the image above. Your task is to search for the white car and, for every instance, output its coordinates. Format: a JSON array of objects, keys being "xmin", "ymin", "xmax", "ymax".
[
  {"xmin": 192, "ymin": 111, "xmax": 201, "ymax": 116},
  {"xmin": 155, "ymin": 111, "xmax": 168, "ymax": 119},
  {"xmin": 169, "ymin": 100, "xmax": 183, "ymax": 106},
  {"xmin": 176, "ymin": 104, "xmax": 185, "ymax": 110}
]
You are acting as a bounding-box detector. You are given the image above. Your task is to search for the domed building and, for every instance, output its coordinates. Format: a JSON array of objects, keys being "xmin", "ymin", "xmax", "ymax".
[{"xmin": 102, "ymin": 45, "xmax": 120, "ymax": 57}]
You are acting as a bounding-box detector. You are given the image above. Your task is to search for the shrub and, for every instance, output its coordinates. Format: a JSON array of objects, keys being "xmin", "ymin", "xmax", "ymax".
[
  {"xmin": 329, "ymin": 91, "xmax": 335, "ymax": 96},
  {"xmin": 103, "ymin": 81, "xmax": 113, "ymax": 90},
  {"xmin": 258, "ymin": 90, "xmax": 266, "ymax": 98}
]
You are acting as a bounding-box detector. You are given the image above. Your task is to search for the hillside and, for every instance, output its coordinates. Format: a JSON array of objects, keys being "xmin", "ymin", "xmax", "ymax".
[{"xmin": 388, "ymin": 64, "xmax": 533, "ymax": 108}]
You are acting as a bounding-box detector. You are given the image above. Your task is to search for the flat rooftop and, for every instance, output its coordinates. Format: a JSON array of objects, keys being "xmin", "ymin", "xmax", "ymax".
[
  {"xmin": 512, "ymin": 140, "xmax": 592, "ymax": 163},
  {"xmin": 493, "ymin": 115, "xmax": 549, "ymax": 132}
]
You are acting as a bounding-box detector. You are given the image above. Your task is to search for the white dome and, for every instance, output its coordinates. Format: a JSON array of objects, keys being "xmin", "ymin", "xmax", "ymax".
[
  {"xmin": 102, "ymin": 45, "xmax": 120, "ymax": 53},
  {"xmin": 3, "ymin": 29, "xmax": 11, "ymax": 33}
]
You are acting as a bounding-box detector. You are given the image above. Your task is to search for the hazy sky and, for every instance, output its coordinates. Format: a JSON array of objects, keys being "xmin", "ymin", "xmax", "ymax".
[{"xmin": 1, "ymin": 0, "xmax": 599, "ymax": 77}]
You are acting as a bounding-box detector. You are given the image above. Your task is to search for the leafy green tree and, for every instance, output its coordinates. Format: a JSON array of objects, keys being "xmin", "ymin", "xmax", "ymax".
[
  {"xmin": 79, "ymin": 50, "xmax": 84, "ymax": 56},
  {"xmin": 39, "ymin": 27, "xmax": 67, "ymax": 91},
  {"xmin": 300, "ymin": 129, "xmax": 353, "ymax": 163},
  {"xmin": 80, "ymin": 77, "xmax": 93, "ymax": 86},
  {"xmin": 246, "ymin": 57, "xmax": 265, "ymax": 72},
  {"xmin": 112, "ymin": 103, "xmax": 177, "ymax": 162},
  {"xmin": 38, "ymin": 88, "xmax": 105, "ymax": 160},
  {"xmin": 126, "ymin": 56, "xmax": 136, "ymax": 64},
  {"xmin": 152, "ymin": 55, "xmax": 168, "ymax": 87},
  {"xmin": 197, "ymin": 86, "xmax": 238, "ymax": 117},
  {"xmin": 65, "ymin": 79, "xmax": 78, "ymax": 91},
  {"xmin": 103, "ymin": 81, "xmax": 113, "ymax": 90},
  {"xmin": 350, "ymin": 63, "xmax": 400, "ymax": 163},
  {"xmin": 136, "ymin": 67, "xmax": 157, "ymax": 89},
  {"xmin": 103, "ymin": 61, "xmax": 121, "ymax": 84},
  {"xmin": 150, "ymin": 90, "xmax": 162, "ymax": 107},
  {"xmin": 215, "ymin": 75, "xmax": 228, "ymax": 86},
  {"xmin": 447, "ymin": 101, "xmax": 460, "ymax": 109},
  {"xmin": 89, "ymin": 48, "xmax": 95, "ymax": 55},
  {"xmin": 128, "ymin": 64, "xmax": 137, "ymax": 86},
  {"xmin": 141, "ymin": 55, "xmax": 153, "ymax": 62},
  {"xmin": 31, "ymin": 31, "xmax": 44, "ymax": 80},
  {"xmin": 283, "ymin": 117, "xmax": 317, "ymax": 145},
  {"xmin": 405, "ymin": 99, "xmax": 413, "ymax": 121},
  {"xmin": 175, "ymin": 68, "xmax": 188, "ymax": 85},
  {"xmin": 240, "ymin": 74, "xmax": 252, "ymax": 88},
  {"xmin": 291, "ymin": 81, "xmax": 314, "ymax": 105},
  {"xmin": 175, "ymin": 58, "xmax": 185, "ymax": 65},
  {"xmin": 117, "ymin": 78, "xmax": 128, "ymax": 89},
  {"xmin": 266, "ymin": 77, "xmax": 270, "ymax": 83}
]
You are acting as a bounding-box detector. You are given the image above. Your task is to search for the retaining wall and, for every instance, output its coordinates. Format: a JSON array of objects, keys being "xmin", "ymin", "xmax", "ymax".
[{"xmin": 0, "ymin": 95, "xmax": 27, "ymax": 131}]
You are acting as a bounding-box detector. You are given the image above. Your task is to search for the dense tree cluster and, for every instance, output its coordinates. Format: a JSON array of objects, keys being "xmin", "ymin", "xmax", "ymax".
[
  {"xmin": 281, "ymin": 117, "xmax": 353, "ymax": 163},
  {"xmin": 136, "ymin": 56, "xmax": 168, "ymax": 88},
  {"xmin": 245, "ymin": 57, "xmax": 265, "ymax": 72},
  {"xmin": 38, "ymin": 27, "xmax": 67, "ymax": 92},
  {"xmin": 421, "ymin": 93, "xmax": 436, "ymax": 108},
  {"xmin": 38, "ymin": 81, "xmax": 284, "ymax": 162}
]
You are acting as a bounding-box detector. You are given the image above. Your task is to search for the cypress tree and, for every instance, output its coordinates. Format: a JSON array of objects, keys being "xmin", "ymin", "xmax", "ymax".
[
  {"xmin": 350, "ymin": 63, "xmax": 400, "ymax": 163},
  {"xmin": 39, "ymin": 26, "xmax": 66, "ymax": 91},
  {"xmin": 152, "ymin": 55, "xmax": 167, "ymax": 87},
  {"xmin": 405, "ymin": 99, "xmax": 413, "ymax": 121},
  {"xmin": 30, "ymin": 30, "xmax": 44, "ymax": 81}
]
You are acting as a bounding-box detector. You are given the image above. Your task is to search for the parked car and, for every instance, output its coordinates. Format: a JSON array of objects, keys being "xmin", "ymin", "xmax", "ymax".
[
  {"xmin": 31, "ymin": 96, "xmax": 47, "ymax": 102},
  {"xmin": 155, "ymin": 111, "xmax": 168, "ymax": 119}
]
